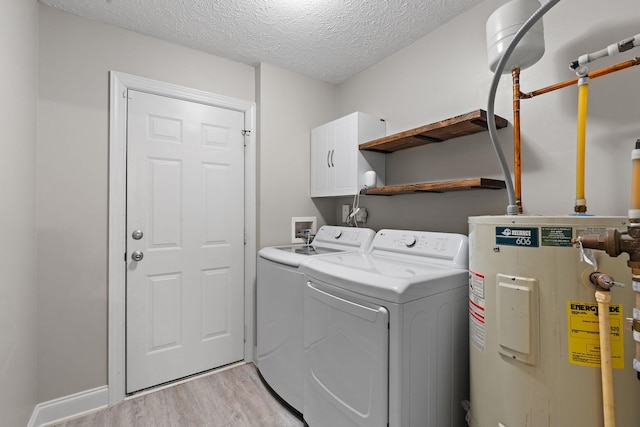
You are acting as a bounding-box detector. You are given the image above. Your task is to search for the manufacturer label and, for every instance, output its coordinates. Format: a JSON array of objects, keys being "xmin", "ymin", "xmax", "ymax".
[
  {"xmin": 576, "ymin": 227, "xmax": 608, "ymax": 239},
  {"xmin": 567, "ymin": 301, "xmax": 624, "ymax": 368},
  {"xmin": 541, "ymin": 227, "xmax": 573, "ymax": 247},
  {"xmin": 495, "ymin": 226, "xmax": 539, "ymax": 247},
  {"xmin": 469, "ymin": 270, "xmax": 486, "ymax": 352}
]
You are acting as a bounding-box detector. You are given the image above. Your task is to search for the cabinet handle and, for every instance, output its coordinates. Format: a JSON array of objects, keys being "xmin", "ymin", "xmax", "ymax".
[
  {"xmin": 327, "ymin": 150, "xmax": 331, "ymax": 168},
  {"xmin": 330, "ymin": 149, "xmax": 335, "ymax": 167}
]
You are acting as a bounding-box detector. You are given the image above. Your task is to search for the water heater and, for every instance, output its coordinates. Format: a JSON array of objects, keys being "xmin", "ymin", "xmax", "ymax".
[{"xmin": 468, "ymin": 215, "xmax": 640, "ymax": 426}]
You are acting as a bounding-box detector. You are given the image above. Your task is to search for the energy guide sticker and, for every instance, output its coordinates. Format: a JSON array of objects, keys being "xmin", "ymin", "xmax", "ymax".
[
  {"xmin": 469, "ymin": 270, "xmax": 486, "ymax": 352},
  {"xmin": 567, "ymin": 301, "xmax": 624, "ymax": 368}
]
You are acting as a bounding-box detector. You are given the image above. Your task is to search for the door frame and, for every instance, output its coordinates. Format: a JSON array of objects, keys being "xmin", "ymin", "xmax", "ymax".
[{"xmin": 107, "ymin": 71, "xmax": 257, "ymax": 405}]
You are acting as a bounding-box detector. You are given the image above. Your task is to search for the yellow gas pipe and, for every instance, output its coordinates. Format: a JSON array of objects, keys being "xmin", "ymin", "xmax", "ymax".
[{"xmin": 575, "ymin": 73, "xmax": 589, "ymax": 213}]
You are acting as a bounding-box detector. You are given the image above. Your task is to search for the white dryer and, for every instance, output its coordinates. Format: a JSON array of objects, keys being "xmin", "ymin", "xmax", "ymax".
[
  {"xmin": 256, "ymin": 225, "xmax": 376, "ymax": 414},
  {"xmin": 300, "ymin": 229, "xmax": 469, "ymax": 427}
]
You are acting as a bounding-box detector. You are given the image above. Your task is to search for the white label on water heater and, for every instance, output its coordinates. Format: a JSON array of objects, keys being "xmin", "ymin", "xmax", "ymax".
[{"xmin": 469, "ymin": 270, "xmax": 486, "ymax": 352}]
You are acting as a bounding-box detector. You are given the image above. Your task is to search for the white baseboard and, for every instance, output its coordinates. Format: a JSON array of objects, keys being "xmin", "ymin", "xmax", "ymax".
[{"xmin": 28, "ymin": 386, "xmax": 108, "ymax": 427}]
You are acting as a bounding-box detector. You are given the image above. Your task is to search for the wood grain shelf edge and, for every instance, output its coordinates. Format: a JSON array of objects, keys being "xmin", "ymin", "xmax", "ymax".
[
  {"xmin": 359, "ymin": 109, "xmax": 509, "ymax": 153},
  {"xmin": 362, "ymin": 178, "xmax": 506, "ymax": 196}
]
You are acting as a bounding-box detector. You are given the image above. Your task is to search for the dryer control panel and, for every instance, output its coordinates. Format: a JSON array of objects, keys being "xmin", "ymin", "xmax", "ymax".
[{"xmin": 372, "ymin": 229, "xmax": 468, "ymax": 269}]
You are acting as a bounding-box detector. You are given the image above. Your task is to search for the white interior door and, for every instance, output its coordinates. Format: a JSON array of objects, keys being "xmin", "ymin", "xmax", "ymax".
[{"xmin": 125, "ymin": 90, "xmax": 245, "ymax": 393}]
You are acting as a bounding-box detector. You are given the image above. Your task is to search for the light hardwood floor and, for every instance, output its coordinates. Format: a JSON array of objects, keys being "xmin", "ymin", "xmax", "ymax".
[{"xmin": 50, "ymin": 363, "xmax": 303, "ymax": 427}]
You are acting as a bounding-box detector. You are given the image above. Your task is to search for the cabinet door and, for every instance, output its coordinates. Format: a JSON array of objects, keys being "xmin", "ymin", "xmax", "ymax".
[
  {"xmin": 333, "ymin": 115, "xmax": 358, "ymax": 196},
  {"xmin": 310, "ymin": 124, "xmax": 331, "ymax": 197},
  {"xmin": 310, "ymin": 112, "xmax": 385, "ymax": 198}
]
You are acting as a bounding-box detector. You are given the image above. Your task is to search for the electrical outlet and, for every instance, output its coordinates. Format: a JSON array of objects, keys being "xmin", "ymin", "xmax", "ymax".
[
  {"xmin": 341, "ymin": 204, "xmax": 350, "ymax": 223},
  {"xmin": 355, "ymin": 207, "xmax": 368, "ymax": 223}
]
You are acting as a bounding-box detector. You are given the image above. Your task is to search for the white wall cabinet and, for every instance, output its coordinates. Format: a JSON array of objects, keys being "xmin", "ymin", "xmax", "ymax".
[{"xmin": 310, "ymin": 112, "xmax": 386, "ymax": 198}]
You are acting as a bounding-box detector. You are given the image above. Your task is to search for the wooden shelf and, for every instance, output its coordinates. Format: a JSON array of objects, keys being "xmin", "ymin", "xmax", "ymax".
[
  {"xmin": 359, "ymin": 109, "xmax": 508, "ymax": 153},
  {"xmin": 361, "ymin": 178, "xmax": 506, "ymax": 196}
]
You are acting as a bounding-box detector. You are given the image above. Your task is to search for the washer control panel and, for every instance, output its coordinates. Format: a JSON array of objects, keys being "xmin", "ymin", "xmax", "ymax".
[{"xmin": 313, "ymin": 226, "xmax": 376, "ymax": 250}]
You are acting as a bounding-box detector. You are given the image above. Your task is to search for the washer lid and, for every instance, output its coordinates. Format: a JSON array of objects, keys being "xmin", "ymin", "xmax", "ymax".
[
  {"xmin": 301, "ymin": 252, "xmax": 467, "ymax": 303},
  {"xmin": 259, "ymin": 245, "xmax": 345, "ymax": 267}
]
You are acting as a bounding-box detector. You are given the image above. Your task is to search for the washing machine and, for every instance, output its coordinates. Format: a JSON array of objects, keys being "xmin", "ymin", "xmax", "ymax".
[
  {"xmin": 256, "ymin": 225, "xmax": 376, "ymax": 414},
  {"xmin": 300, "ymin": 229, "xmax": 470, "ymax": 427}
]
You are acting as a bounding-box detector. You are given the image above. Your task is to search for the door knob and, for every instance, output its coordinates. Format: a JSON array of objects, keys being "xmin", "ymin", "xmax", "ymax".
[
  {"xmin": 131, "ymin": 251, "xmax": 144, "ymax": 262},
  {"xmin": 132, "ymin": 229, "xmax": 144, "ymax": 240}
]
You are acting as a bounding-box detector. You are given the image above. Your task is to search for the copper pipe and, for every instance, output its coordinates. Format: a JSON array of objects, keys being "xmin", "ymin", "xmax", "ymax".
[
  {"xmin": 521, "ymin": 56, "xmax": 640, "ymax": 99},
  {"xmin": 512, "ymin": 68, "xmax": 523, "ymax": 213}
]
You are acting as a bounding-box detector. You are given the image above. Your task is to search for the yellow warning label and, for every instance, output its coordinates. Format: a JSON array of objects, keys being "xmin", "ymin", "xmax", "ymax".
[{"xmin": 567, "ymin": 301, "xmax": 624, "ymax": 369}]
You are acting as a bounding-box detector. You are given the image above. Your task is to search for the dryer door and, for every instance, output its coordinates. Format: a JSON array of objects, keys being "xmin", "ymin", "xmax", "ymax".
[{"xmin": 304, "ymin": 281, "xmax": 389, "ymax": 426}]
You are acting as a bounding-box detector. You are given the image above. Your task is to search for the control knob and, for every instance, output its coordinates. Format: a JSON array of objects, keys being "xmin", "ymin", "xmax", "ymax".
[{"xmin": 404, "ymin": 235, "xmax": 418, "ymax": 248}]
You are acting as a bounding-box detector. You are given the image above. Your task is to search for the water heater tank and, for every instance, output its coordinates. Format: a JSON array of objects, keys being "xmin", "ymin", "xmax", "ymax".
[
  {"xmin": 468, "ymin": 215, "xmax": 640, "ymax": 426},
  {"xmin": 486, "ymin": 0, "xmax": 546, "ymax": 73}
]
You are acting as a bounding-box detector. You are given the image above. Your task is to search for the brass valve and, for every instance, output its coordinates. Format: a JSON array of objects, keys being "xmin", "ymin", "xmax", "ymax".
[{"xmin": 576, "ymin": 225, "xmax": 640, "ymax": 269}]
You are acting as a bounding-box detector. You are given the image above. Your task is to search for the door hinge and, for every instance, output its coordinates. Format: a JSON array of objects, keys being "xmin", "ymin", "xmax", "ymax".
[
  {"xmin": 244, "ymin": 325, "xmax": 247, "ymax": 342},
  {"xmin": 241, "ymin": 130, "xmax": 251, "ymax": 147},
  {"xmin": 124, "ymin": 252, "xmax": 127, "ymax": 262}
]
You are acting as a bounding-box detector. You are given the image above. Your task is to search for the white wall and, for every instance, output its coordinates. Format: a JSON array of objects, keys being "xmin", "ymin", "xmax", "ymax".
[
  {"xmin": 37, "ymin": 5, "xmax": 255, "ymax": 403},
  {"xmin": 0, "ymin": 0, "xmax": 39, "ymax": 425},
  {"xmin": 337, "ymin": 0, "xmax": 640, "ymax": 233},
  {"xmin": 257, "ymin": 63, "xmax": 338, "ymax": 248}
]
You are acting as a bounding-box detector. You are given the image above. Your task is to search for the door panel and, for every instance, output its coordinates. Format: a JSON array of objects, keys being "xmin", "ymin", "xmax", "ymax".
[
  {"xmin": 126, "ymin": 90, "xmax": 245, "ymax": 393},
  {"xmin": 201, "ymin": 267, "xmax": 231, "ymax": 339},
  {"xmin": 333, "ymin": 116, "xmax": 356, "ymax": 193},
  {"xmin": 203, "ymin": 164, "xmax": 229, "ymax": 242},
  {"xmin": 310, "ymin": 125, "xmax": 331, "ymax": 196},
  {"xmin": 149, "ymin": 273, "xmax": 182, "ymax": 352},
  {"xmin": 149, "ymin": 158, "xmax": 182, "ymax": 247}
]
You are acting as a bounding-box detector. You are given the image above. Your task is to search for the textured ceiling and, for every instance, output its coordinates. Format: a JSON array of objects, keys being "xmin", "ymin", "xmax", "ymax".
[{"xmin": 39, "ymin": 0, "xmax": 484, "ymax": 84}]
